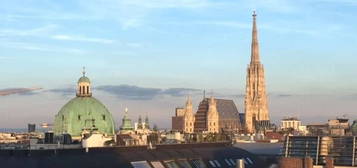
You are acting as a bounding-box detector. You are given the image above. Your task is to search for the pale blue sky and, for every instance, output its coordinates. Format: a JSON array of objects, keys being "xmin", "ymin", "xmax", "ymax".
[{"xmin": 1, "ymin": 0, "xmax": 357, "ymax": 128}]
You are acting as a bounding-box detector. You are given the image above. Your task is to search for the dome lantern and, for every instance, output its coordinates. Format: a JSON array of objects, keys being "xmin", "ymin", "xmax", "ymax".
[{"xmin": 76, "ymin": 67, "xmax": 92, "ymax": 97}]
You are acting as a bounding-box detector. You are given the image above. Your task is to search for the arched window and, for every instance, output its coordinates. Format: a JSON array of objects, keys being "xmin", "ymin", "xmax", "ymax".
[
  {"xmin": 86, "ymin": 86, "xmax": 89, "ymax": 94},
  {"xmin": 79, "ymin": 86, "xmax": 82, "ymax": 94},
  {"xmin": 78, "ymin": 115, "xmax": 81, "ymax": 120},
  {"xmin": 82, "ymin": 86, "xmax": 85, "ymax": 94},
  {"xmin": 102, "ymin": 115, "xmax": 106, "ymax": 120}
]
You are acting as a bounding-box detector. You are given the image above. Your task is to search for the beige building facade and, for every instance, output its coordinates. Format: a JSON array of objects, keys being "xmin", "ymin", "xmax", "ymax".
[
  {"xmin": 172, "ymin": 97, "xmax": 195, "ymax": 133},
  {"xmin": 206, "ymin": 97, "xmax": 219, "ymax": 133},
  {"xmin": 172, "ymin": 96, "xmax": 241, "ymax": 134},
  {"xmin": 244, "ymin": 12, "xmax": 270, "ymax": 133},
  {"xmin": 281, "ymin": 117, "xmax": 302, "ymax": 130}
]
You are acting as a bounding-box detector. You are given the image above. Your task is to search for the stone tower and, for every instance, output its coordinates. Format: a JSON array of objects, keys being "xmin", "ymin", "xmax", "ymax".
[
  {"xmin": 244, "ymin": 11, "xmax": 270, "ymax": 133},
  {"xmin": 207, "ymin": 96, "xmax": 219, "ymax": 133},
  {"xmin": 183, "ymin": 96, "xmax": 195, "ymax": 133}
]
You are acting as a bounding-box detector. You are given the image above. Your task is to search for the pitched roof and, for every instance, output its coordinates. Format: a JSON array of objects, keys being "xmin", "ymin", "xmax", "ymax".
[
  {"xmin": 214, "ymin": 99, "xmax": 240, "ymax": 119},
  {"xmin": 200, "ymin": 98, "xmax": 240, "ymax": 119}
]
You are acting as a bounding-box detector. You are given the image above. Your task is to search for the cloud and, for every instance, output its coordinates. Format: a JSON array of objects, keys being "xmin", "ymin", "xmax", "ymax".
[
  {"xmin": 96, "ymin": 85, "xmax": 161, "ymax": 100},
  {"xmin": 161, "ymin": 88, "xmax": 201, "ymax": 97},
  {"xmin": 51, "ymin": 34, "xmax": 114, "ymax": 44},
  {"xmin": 0, "ymin": 88, "xmax": 42, "ymax": 96},
  {"xmin": 78, "ymin": 0, "xmax": 216, "ymax": 29},
  {"xmin": 95, "ymin": 85, "xmax": 200, "ymax": 100},
  {"xmin": 0, "ymin": 56, "xmax": 13, "ymax": 61},
  {"xmin": 45, "ymin": 88, "xmax": 76, "ymax": 97},
  {"xmin": 0, "ymin": 24, "xmax": 58, "ymax": 37},
  {"xmin": 119, "ymin": 0, "xmax": 212, "ymax": 9},
  {"xmin": 317, "ymin": 0, "xmax": 357, "ymax": 6},
  {"xmin": 0, "ymin": 41, "xmax": 86, "ymax": 54}
]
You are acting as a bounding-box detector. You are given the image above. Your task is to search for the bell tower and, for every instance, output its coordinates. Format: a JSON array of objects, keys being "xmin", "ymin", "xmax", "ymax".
[{"xmin": 244, "ymin": 11, "xmax": 270, "ymax": 133}]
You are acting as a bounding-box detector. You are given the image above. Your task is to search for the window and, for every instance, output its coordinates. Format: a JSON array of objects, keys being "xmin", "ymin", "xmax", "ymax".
[
  {"xmin": 150, "ymin": 161, "xmax": 165, "ymax": 168},
  {"xmin": 190, "ymin": 159, "xmax": 206, "ymax": 168},
  {"xmin": 102, "ymin": 115, "xmax": 106, "ymax": 120},
  {"xmin": 224, "ymin": 159, "xmax": 232, "ymax": 166},
  {"xmin": 78, "ymin": 115, "xmax": 81, "ymax": 120},
  {"xmin": 163, "ymin": 160, "xmax": 180, "ymax": 168},
  {"xmin": 86, "ymin": 86, "xmax": 89, "ymax": 94},
  {"xmin": 62, "ymin": 115, "xmax": 64, "ymax": 121},
  {"xmin": 229, "ymin": 159, "xmax": 236, "ymax": 166},
  {"xmin": 213, "ymin": 160, "xmax": 221, "ymax": 167},
  {"xmin": 130, "ymin": 161, "xmax": 151, "ymax": 168},
  {"xmin": 245, "ymin": 157, "xmax": 253, "ymax": 164},
  {"xmin": 209, "ymin": 161, "xmax": 216, "ymax": 167}
]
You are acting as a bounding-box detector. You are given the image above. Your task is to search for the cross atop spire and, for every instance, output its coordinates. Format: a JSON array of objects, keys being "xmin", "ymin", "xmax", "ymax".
[
  {"xmin": 82, "ymin": 66, "xmax": 86, "ymax": 77},
  {"xmin": 251, "ymin": 11, "xmax": 260, "ymax": 63}
]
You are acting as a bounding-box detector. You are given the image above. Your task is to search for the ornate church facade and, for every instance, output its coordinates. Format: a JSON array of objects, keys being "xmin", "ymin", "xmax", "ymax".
[{"xmin": 172, "ymin": 96, "xmax": 241, "ymax": 134}]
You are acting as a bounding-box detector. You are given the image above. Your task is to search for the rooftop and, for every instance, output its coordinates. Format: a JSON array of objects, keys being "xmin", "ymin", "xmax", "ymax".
[{"xmin": 0, "ymin": 143, "xmax": 268, "ymax": 168}]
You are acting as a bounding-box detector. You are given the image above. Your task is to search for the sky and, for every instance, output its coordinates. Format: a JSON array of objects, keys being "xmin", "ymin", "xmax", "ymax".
[{"xmin": 0, "ymin": 0, "xmax": 357, "ymax": 129}]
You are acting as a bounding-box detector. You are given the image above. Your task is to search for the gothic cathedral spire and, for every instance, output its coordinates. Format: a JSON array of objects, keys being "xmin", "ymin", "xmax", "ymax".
[
  {"xmin": 251, "ymin": 11, "xmax": 260, "ymax": 63},
  {"xmin": 244, "ymin": 12, "xmax": 270, "ymax": 133}
]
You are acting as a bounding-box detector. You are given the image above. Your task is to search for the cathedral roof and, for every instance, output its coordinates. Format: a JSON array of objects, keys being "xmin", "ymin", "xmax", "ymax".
[
  {"xmin": 214, "ymin": 99, "xmax": 240, "ymax": 119},
  {"xmin": 199, "ymin": 98, "xmax": 240, "ymax": 119}
]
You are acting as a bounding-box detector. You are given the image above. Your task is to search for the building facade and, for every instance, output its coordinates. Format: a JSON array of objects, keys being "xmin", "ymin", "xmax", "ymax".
[
  {"xmin": 172, "ymin": 96, "xmax": 241, "ymax": 134},
  {"xmin": 328, "ymin": 118, "xmax": 349, "ymax": 136},
  {"xmin": 281, "ymin": 117, "xmax": 302, "ymax": 131},
  {"xmin": 283, "ymin": 136, "xmax": 357, "ymax": 166},
  {"xmin": 172, "ymin": 97, "xmax": 195, "ymax": 133},
  {"xmin": 244, "ymin": 12, "xmax": 270, "ymax": 133},
  {"xmin": 206, "ymin": 97, "xmax": 219, "ymax": 133},
  {"xmin": 194, "ymin": 97, "xmax": 241, "ymax": 133}
]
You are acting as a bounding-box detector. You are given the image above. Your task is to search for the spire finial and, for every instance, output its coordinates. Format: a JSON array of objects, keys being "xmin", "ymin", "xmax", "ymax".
[
  {"xmin": 82, "ymin": 66, "xmax": 86, "ymax": 77},
  {"xmin": 251, "ymin": 11, "xmax": 260, "ymax": 63}
]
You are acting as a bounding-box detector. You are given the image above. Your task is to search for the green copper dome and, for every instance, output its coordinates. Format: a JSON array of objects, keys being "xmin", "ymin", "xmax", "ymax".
[
  {"xmin": 54, "ymin": 97, "xmax": 115, "ymax": 138},
  {"xmin": 78, "ymin": 76, "xmax": 90, "ymax": 83}
]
